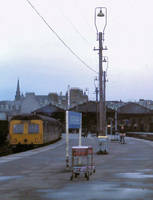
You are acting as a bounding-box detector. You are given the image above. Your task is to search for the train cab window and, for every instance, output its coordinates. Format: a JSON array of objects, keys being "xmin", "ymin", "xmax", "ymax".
[
  {"xmin": 13, "ymin": 124, "xmax": 24, "ymax": 134},
  {"xmin": 28, "ymin": 124, "xmax": 39, "ymax": 134}
]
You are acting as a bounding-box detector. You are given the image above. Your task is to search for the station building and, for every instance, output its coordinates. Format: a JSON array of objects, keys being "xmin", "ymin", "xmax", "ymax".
[{"xmin": 1, "ymin": 80, "xmax": 153, "ymax": 133}]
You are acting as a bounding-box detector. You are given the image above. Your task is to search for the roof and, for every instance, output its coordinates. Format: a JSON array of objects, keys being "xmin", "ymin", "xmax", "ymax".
[
  {"xmin": 70, "ymin": 101, "xmax": 115, "ymax": 113},
  {"xmin": 33, "ymin": 103, "xmax": 65, "ymax": 115},
  {"xmin": 10, "ymin": 113, "xmax": 57, "ymax": 122},
  {"xmin": 117, "ymin": 102, "xmax": 153, "ymax": 114}
]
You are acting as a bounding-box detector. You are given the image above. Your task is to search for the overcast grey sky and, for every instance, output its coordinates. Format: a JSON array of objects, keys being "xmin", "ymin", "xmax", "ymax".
[{"xmin": 0, "ymin": 0, "xmax": 153, "ymax": 101}]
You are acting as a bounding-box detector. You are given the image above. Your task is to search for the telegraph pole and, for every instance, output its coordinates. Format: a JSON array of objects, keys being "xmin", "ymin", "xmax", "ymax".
[
  {"xmin": 99, "ymin": 32, "xmax": 104, "ymax": 136},
  {"xmin": 94, "ymin": 7, "xmax": 107, "ymax": 137}
]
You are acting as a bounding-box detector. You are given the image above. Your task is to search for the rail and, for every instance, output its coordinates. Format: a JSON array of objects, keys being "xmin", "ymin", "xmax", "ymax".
[{"xmin": 126, "ymin": 132, "xmax": 153, "ymax": 141}]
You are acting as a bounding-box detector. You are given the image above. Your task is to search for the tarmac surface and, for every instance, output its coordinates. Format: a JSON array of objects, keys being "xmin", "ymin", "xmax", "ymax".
[{"xmin": 0, "ymin": 133, "xmax": 153, "ymax": 200}]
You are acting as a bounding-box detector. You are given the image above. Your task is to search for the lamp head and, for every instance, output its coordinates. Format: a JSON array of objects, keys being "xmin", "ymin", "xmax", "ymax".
[
  {"xmin": 97, "ymin": 9, "xmax": 104, "ymax": 17},
  {"xmin": 94, "ymin": 76, "xmax": 99, "ymax": 87},
  {"xmin": 102, "ymin": 57, "xmax": 107, "ymax": 62},
  {"xmin": 94, "ymin": 76, "xmax": 98, "ymax": 81}
]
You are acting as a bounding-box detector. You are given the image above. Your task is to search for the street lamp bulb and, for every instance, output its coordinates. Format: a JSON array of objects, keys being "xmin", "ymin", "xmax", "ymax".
[
  {"xmin": 102, "ymin": 58, "xmax": 107, "ymax": 62},
  {"xmin": 97, "ymin": 9, "xmax": 104, "ymax": 17},
  {"xmin": 94, "ymin": 77, "xmax": 98, "ymax": 81}
]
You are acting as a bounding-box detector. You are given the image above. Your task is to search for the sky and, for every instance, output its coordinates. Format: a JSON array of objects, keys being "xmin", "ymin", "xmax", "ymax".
[{"xmin": 0, "ymin": 0, "xmax": 153, "ymax": 102}]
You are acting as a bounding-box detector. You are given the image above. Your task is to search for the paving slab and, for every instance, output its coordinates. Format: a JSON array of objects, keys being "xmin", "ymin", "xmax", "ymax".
[{"xmin": 0, "ymin": 134, "xmax": 152, "ymax": 200}]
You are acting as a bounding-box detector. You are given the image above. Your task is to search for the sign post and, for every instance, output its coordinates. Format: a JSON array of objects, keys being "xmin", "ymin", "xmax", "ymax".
[
  {"xmin": 66, "ymin": 111, "xmax": 69, "ymax": 171},
  {"xmin": 66, "ymin": 111, "xmax": 82, "ymax": 171}
]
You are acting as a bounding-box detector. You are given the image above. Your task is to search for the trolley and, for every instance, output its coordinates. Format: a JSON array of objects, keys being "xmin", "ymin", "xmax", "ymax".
[
  {"xmin": 111, "ymin": 131, "xmax": 120, "ymax": 142},
  {"xmin": 70, "ymin": 146, "xmax": 92, "ymax": 181},
  {"xmin": 88, "ymin": 146, "xmax": 96, "ymax": 175},
  {"xmin": 97, "ymin": 136, "xmax": 108, "ymax": 154}
]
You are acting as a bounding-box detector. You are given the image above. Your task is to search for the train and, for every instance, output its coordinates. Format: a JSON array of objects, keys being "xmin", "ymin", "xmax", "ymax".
[
  {"xmin": 9, "ymin": 114, "xmax": 62, "ymax": 147},
  {"xmin": 0, "ymin": 113, "xmax": 9, "ymax": 146}
]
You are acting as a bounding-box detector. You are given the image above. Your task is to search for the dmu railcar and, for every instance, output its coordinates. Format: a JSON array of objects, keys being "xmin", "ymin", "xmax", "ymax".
[
  {"xmin": 9, "ymin": 114, "xmax": 62, "ymax": 147},
  {"xmin": 0, "ymin": 120, "xmax": 9, "ymax": 146},
  {"xmin": 0, "ymin": 113, "xmax": 9, "ymax": 146}
]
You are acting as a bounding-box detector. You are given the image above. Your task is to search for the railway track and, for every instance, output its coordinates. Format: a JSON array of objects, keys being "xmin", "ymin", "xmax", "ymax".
[
  {"xmin": 126, "ymin": 132, "xmax": 153, "ymax": 141},
  {"xmin": 0, "ymin": 137, "xmax": 61, "ymax": 157},
  {"xmin": 0, "ymin": 143, "xmax": 13, "ymax": 157}
]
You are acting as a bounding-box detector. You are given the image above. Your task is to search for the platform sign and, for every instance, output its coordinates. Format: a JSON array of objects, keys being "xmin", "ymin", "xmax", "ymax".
[
  {"xmin": 68, "ymin": 111, "xmax": 82, "ymax": 129},
  {"xmin": 66, "ymin": 111, "xmax": 82, "ymax": 171}
]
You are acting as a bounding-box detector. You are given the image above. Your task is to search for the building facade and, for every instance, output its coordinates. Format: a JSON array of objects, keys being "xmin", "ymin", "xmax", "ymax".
[{"xmin": 0, "ymin": 80, "xmax": 88, "ymax": 117}]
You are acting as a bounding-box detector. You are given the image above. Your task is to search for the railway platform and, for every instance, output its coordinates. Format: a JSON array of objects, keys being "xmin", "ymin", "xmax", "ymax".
[{"xmin": 0, "ymin": 133, "xmax": 153, "ymax": 200}]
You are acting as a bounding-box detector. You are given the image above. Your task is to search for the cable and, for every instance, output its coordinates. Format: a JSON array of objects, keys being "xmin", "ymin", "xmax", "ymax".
[
  {"xmin": 26, "ymin": 0, "xmax": 98, "ymax": 74},
  {"xmin": 54, "ymin": 1, "xmax": 94, "ymax": 47},
  {"xmin": 74, "ymin": 0, "xmax": 95, "ymax": 36}
]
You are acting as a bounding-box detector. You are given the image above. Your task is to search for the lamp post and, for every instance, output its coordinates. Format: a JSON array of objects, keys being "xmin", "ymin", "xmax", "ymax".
[
  {"xmin": 94, "ymin": 77, "xmax": 99, "ymax": 103},
  {"xmin": 94, "ymin": 76, "xmax": 99, "ymax": 134},
  {"xmin": 102, "ymin": 56, "xmax": 108, "ymax": 135},
  {"xmin": 84, "ymin": 88, "xmax": 89, "ymax": 104},
  {"xmin": 94, "ymin": 7, "xmax": 107, "ymax": 136},
  {"xmin": 84, "ymin": 88, "xmax": 89, "ymax": 98}
]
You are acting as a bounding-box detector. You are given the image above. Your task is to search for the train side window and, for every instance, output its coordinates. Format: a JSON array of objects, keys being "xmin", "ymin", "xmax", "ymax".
[
  {"xmin": 13, "ymin": 124, "xmax": 24, "ymax": 134},
  {"xmin": 28, "ymin": 124, "xmax": 39, "ymax": 134}
]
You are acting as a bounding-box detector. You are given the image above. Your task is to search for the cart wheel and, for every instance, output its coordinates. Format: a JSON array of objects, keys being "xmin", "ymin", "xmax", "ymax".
[{"xmin": 70, "ymin": 175, "xmax": 73, "ymax": 181}]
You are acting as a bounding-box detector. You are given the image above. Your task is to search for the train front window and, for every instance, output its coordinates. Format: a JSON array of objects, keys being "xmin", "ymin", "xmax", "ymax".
[
  {"xmin": 28, "ymin": 124, "xmax": 39, "ymax": 134},
  {"xmin": 13, "ymin": 124, "xmax": 24, "ymax": 134}
]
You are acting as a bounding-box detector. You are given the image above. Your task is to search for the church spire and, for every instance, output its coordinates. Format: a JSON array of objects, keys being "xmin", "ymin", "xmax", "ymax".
[{"xmin": 15, "ymin": 79, "xmax": 21, "ymax": 101}]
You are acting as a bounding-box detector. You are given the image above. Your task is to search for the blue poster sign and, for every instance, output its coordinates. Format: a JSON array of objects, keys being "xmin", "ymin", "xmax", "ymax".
[{"xmin": 68, "ymin": 111, "xmax": 82, "ymax": 129}]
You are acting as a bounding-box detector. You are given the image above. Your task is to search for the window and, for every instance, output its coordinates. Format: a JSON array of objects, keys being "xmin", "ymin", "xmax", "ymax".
[
  {"xmin": 16, "ymin": 105, "xmax": 19, "ymax": 110},
  {"xmin": 13, "ymin": 124, "xmax": 24, "ymax": 134},
  {"xmin": 5, "ymin": 105, "xmax": 9, "ymax": 110},
  {"xmin": 28, "ymin": 124, "xmax": 39, "ymax": 134},
  {"xmin": 1, "ymin": 105, "xmax": 4, "ymax": 109}
]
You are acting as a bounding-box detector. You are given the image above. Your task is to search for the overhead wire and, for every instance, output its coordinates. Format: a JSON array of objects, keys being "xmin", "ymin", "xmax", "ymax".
[
  {"xmin": 74, "ymin": 0, "xmax": 96, "ymax": 36},
  {"xmin": 26, "ymin": 0, "xmax": 98, "ymax": 74},
  {"xmin": 54, "ymin": 1, "xmax": 93, "ymax": 47},
  {"xmin": 54, "ymin": 1, "xmax": 98, "ymax": 69}
]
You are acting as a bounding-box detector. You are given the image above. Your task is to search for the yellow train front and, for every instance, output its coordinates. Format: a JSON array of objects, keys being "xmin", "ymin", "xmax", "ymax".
[{"xmin": 9, "ymin": 114, "xmax": 61, "ymax": 147}]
